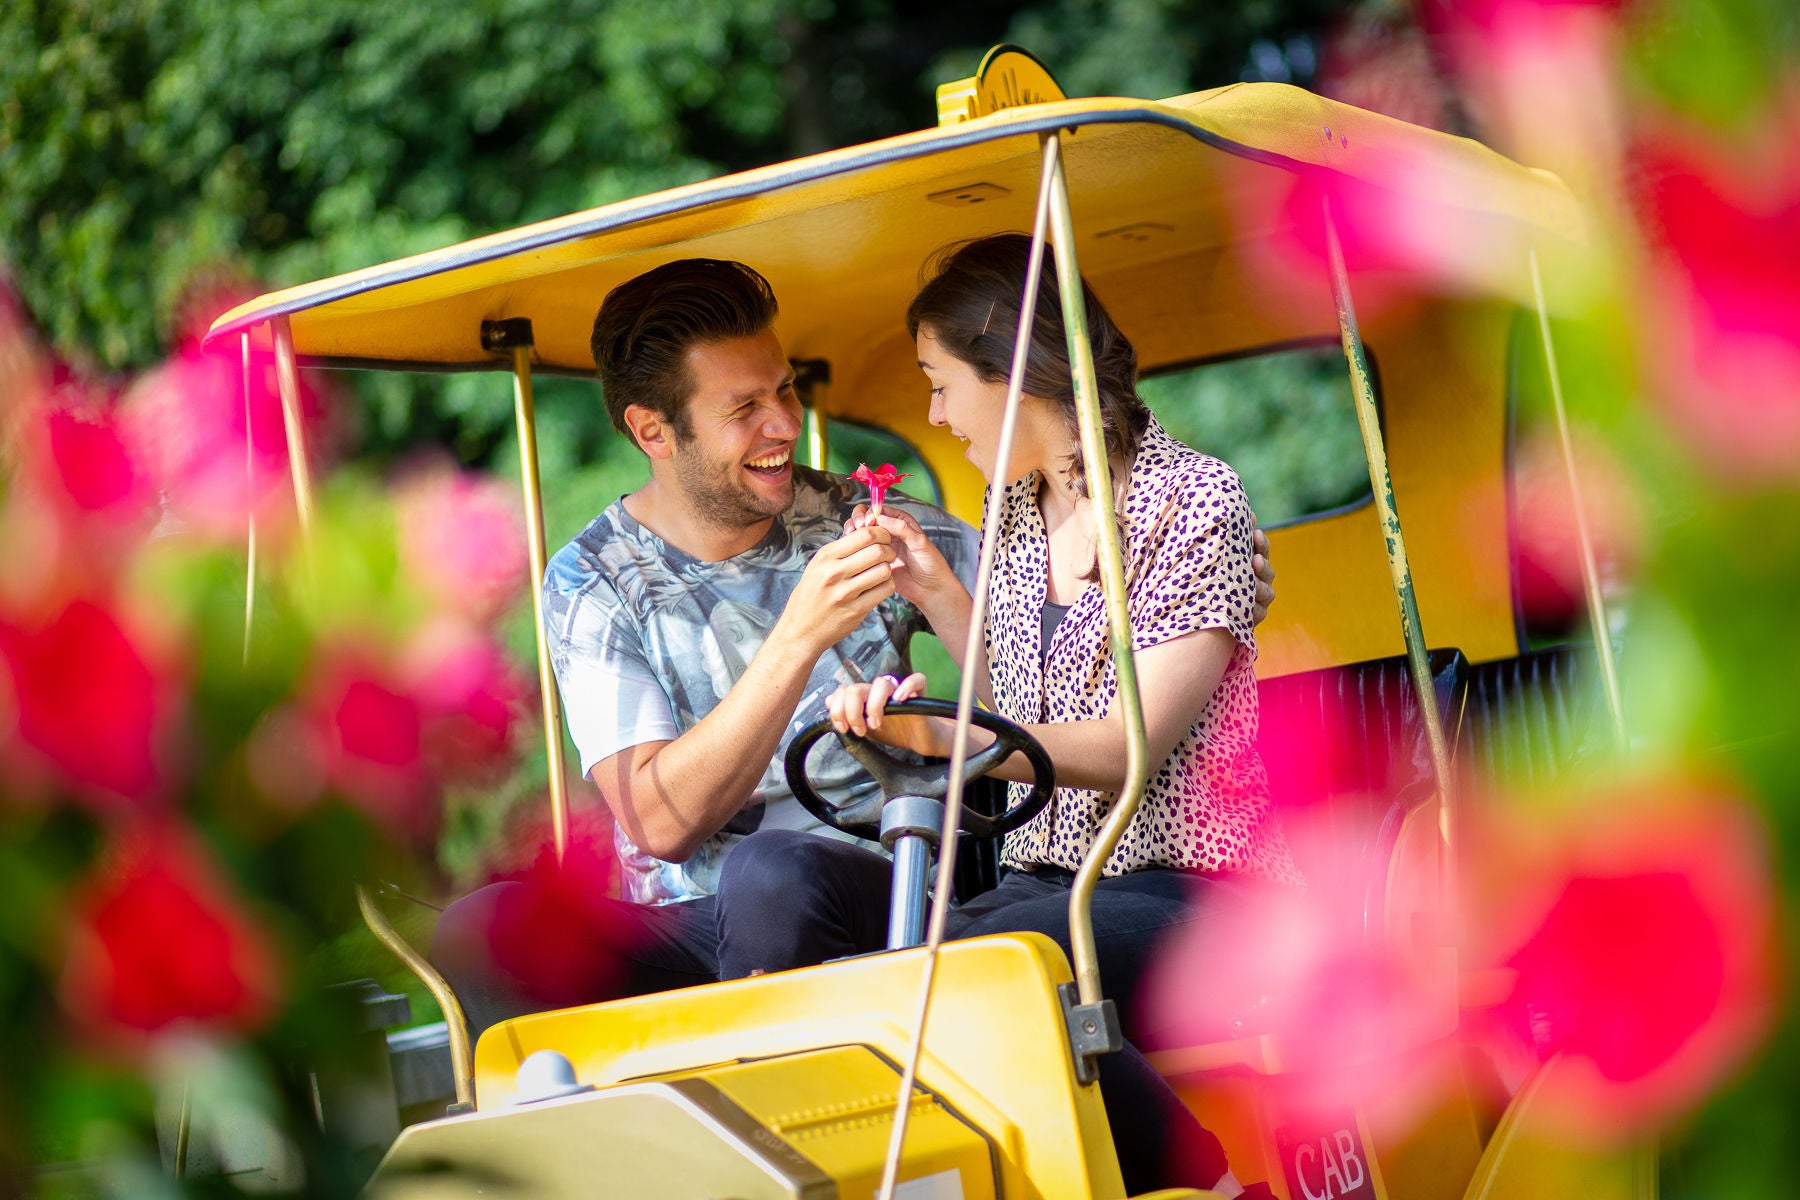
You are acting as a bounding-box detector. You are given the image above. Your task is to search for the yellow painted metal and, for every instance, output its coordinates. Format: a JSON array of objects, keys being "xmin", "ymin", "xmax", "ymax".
[
  {"xmin": 370, "ymin": 1078, "xmax": 833, "ymax": 1199},
  {"xmin": 689, "ymin": 1046, "xmax": 995, "ymax": 1197},
  {"xmin": 372, "ymin": 1047, "xmax": 998, "ymax": 1199},
  {"xmin": 507, "ymin": 344, "xmax": 571, "ymax": 861},
  {"xmin": 1462, "ymin": 1056, "xmax": 1656, "ymax": 1200},
  {"xmin": 802, "ymin": 403, "xmax": 828, "ymax": 470},
  {"xmin": 1045, "ymin": 136, "xmax": 1150, "ymax": 1007},
  {"xmin": 206, "ymin": 86, "xmax": 1580, "ymax": 377},
  {"xmin": 1529, "ymin": 249, "xmax": 1627, "ymax": 751},
  {"xmin": 473, "ymin": 934, "xmax": 1127, "ymax": 1200},
  {"xmin": 936, "ymin": 44, "xmax": 1069, "ymax": 128},
  {"xmin": 355, "ymin": 885, "xmax": 474, "ymax": 1107}
]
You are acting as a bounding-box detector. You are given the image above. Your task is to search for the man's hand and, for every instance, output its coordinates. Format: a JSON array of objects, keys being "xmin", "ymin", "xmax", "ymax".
[
  {"xmin": 846, "ymin": 504, "xmax": 960, "ymax": 614},
  {"xmin": 775, "ymin": 524, "xmax": 897, "ymax": 653},
  {"xmin": 1251, "ymin": 523, "xmax": 1276, "ymax": 626}
]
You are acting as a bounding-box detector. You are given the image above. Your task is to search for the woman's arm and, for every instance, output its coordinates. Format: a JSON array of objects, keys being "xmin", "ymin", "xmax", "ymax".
[
  {"xmin": 848, "ymin": 504, "xmax": 995, "ymax": 706},
  {"xmin": 827, "ymin": 625, "xmax": 1237, "ymax": 794}
]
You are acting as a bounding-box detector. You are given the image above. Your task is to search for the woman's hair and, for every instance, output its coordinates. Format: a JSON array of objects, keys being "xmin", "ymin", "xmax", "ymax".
[{"xmin": 905, "ymin": 233, "xmax": 1149, "ymax": 500}]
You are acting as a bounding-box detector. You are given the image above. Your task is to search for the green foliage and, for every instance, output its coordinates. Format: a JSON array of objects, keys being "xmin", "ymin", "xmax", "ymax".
[{"xmin": 1140, "ymin": 345, "xmax": 1370, "ymax": 525}]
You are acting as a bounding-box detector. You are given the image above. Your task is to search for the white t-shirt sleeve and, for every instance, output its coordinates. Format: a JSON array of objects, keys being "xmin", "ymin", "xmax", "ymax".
[{"xmin": 550, "ymin": 580, "xmax": 682, "ymax": 779}]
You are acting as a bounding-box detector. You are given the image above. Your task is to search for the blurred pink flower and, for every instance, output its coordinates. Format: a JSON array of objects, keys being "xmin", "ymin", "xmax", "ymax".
[
  {"xmin": 304, "ymin": 649, "xmax": 430, "ymax": 836},
  {"xmin": 1425, "ymin": 0, "xmax": 1626, "ymax": 192},
  {"xmin": 121, "ymin": 338, "xmax": 333, "ymax": 541},
  {"xmin": 394, "ymin": 463, "xmax": 528, "ymax": 622},
  {"xmin": 0, "ymin": 391, "xmax": 156, "ymax": 597},
  {"xmin": 445, "ymin": 819, "xmax": 627, "ymax": 1013},
  {"xmin": 1632, "ymin": 109, "xmax": 1800, "ymax": 477},
  {"xmin": 1508, "ymin": 428, "xmax": 1639, "ymax": 630},
  {"xmin": 60, "ymin": 825, "xmax": 282, "ymax": 1042},
  {"xmin": 295, "ymin": 629, "xmax": 524, "ymax": 838},
  {"xmin": 1473, "ymin": 788, "xmax": 1776, "ymax": 1136},
  {"xmin": 407, "ymin": 623, "xmax": 527, "ymax": 782},
  {"xmin": 1139, "ymin": 855, "xmax": 1453, "ymax": 1118},
  {"xmin": 43, "ymin": 402, "xmax": 152, "ymax": 520},
  {"xmin": 0, "ymin": 597, "xmax": 175, "ymax": 809}
]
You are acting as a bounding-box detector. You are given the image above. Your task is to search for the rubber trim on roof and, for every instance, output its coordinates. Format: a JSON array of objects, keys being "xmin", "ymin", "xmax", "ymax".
[{"xmin": 202, "ymin": 105, "xmax": 1321, "ymax": 356}]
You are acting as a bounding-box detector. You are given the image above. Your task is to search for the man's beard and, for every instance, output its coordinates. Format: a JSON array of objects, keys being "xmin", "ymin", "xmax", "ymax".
[{"xmin": 671, "ymin": 438, "xmax": 792, "ymax": 530}]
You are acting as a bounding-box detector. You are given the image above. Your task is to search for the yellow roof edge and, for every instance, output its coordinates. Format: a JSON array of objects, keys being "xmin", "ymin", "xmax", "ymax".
[{"xmin": 204, "ymin": 85, "xmax": 1584, "ymax": 351}]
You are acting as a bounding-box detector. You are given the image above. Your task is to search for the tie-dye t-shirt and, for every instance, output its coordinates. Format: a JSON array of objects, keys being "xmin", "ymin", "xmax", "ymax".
[{"xmin": 544, "ymin": 465, "xmax": 978, "ymax": 905}]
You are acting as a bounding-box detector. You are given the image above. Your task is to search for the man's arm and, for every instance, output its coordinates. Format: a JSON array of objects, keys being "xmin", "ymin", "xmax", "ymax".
[{"xmin": 589, "ymin": 525, "xmax": 897, "ymax": 862}]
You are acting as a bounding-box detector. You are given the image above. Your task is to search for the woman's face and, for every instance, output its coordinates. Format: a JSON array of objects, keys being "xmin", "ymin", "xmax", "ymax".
[{"xmin": 917, "ymin": 326, "xmax": 1039, "ymax": 484}]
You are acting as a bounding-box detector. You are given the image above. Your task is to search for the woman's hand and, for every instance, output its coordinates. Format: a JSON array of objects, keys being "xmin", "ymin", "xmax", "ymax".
[
  {"xmin": 845, "ymin": 504, "xmax": 960, "ymax": 611},
  {"xmin": 826, "ymin": 671, "xmax": 959, "ymax": 757}
]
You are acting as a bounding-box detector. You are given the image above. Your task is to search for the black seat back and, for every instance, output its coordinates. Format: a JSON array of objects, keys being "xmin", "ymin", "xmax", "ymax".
[
  {"xmin": 1257, "ymin": 648, "xmax": 1467, "ymax": 941},
  {"xmin": 1463, "ymin": 643, "xmax": 1597, "ymax": 788}
]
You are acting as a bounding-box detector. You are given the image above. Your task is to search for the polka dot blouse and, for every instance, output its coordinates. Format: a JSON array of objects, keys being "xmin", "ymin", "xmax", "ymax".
[{"xmin": 986, "ymin": 416, "xmax": 1303, "ymax": 888}]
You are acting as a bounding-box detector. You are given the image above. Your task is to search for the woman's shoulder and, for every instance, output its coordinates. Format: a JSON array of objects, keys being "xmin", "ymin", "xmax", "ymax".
[{"xmin": 1132, "ymin": 417, "xmax": 1249, "ymax": 513}]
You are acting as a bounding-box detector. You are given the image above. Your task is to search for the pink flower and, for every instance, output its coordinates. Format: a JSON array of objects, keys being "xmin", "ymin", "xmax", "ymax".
[
  {"xmin": 292, "ymin": 629, "xmax": 524, "ymax": 838},
  {"xmin": 120, "ymin": 338, "xmax": 334, "ymax": 541},
  {"xmin": 851, "ymin": 462, "xmax": 910, "ymax": 516},
  {"xmin": 60, "ymin": 826, "xmax": 282, "ymax": 1041},
  {"xmin": 1472, "ymin": 788, "xmax": 1775, "ymax": 1136},
  {"xmin": 304, "ymin": 650, "xmax": 430, "ymax": 836},
  {"xmin": 0, "ymin": 597, "xmax": 174, "ymax": 809},
  {"xmin": 1632, "ymin": 111, "xmax": 1800, "ymax": 478},
  {"xmin": 406, "ymin": 622, "xmax": 527, "ymax": 782},
  {"xmin": 394, "ymin": 463, "xmax": 528, "ymax": 623}
]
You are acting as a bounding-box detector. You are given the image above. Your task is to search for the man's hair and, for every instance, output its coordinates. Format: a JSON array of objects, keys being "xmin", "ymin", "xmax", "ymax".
[{"xmin": 591, "ymin": 258, "xmax": 779, "ymax": 446}]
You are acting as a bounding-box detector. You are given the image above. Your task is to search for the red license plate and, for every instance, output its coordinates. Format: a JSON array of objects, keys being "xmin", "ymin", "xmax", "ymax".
[{"xmin": 1274, "ymin": 1109, "xmax": 1378, "ymax": 1200}]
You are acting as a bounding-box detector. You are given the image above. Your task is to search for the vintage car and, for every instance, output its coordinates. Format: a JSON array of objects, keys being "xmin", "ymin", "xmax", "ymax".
[{"xmin": 206, "ymin": 45, "xmax": 1631, "ymax": 1200}]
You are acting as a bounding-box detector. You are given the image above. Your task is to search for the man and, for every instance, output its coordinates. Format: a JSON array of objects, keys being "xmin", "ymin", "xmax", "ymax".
[
  {"xmin": 434, "ymin": 256, "xmax": 1274, "ymax": 1028},
  {"xmin": 432, "ymin": 258, "xmax": 980, "ymax": 1027}
]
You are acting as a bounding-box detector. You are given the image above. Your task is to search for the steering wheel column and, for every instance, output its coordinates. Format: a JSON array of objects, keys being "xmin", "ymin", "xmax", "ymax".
[
  {"xmin": 784, "ymin": 699, "xmax": 1056, "ymax": 953},
  {"xmin": 880, "ymin": 794, "xmax": 945, "ymax": 950}
]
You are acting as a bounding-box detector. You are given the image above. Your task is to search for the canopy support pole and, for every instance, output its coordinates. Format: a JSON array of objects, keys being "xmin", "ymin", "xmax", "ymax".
[
  {"xmin": 242, "ymin": 332, "xmax": 258, "ymax": 665},
  {"xmin": 795, "ymin": 359, "xmax": 831, "ymax": 470},
  {"xmin": 271, "ymin": 317, "xmax": 317, "ymax": 544},
  {"xmin": 1322, "ymin": 201, "xmax": 1457, "ymax": 904},
  {"xmin": 483, "ymin": 320, "xmax": 570, "ymax": 863},
  {"xmin": 876, "ymin": 130, "xmax": 1073, "ymax": 1200},
  {"xmin": 1529, "ymin": 249, "xmax": 1627, "ymax": 753},
  {"xmin": 1047, "ymin": 145, "xmax": 1150, "ymax": 1012}
]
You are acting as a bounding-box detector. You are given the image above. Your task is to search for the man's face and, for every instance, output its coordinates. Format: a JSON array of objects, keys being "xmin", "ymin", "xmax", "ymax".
[{"xmin": 669, "ymin": 330, "xmax": 803, "ymax": 529}]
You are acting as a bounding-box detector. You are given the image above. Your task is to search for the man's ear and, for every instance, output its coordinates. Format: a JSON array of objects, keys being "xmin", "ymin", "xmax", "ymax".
[{"xmin": 623, "ymin": 404, "xmax": 675, "ymax": 460}]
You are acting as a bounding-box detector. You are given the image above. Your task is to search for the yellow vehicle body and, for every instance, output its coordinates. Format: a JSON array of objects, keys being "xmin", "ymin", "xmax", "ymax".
[{"xmin": 207, "ymin": 45, "xmax": 1626, "ymax": 1200}]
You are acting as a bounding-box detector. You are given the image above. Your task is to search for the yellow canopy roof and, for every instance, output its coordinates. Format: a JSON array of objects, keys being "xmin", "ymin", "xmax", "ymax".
[{"xmin": 204, "ymin": 81, "xmax": 1583, "ymax": 387}]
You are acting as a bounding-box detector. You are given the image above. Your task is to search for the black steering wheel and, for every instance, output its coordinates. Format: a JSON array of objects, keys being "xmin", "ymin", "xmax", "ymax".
[{"xmin": 784, "ymin": 698, "xmax": 1055, "ymax": 842}]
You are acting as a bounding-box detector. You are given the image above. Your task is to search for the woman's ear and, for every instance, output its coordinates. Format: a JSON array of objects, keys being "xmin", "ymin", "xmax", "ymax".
[{"xmin": 623, "ymin": 404, "xmax": 675, "ymax": 460}]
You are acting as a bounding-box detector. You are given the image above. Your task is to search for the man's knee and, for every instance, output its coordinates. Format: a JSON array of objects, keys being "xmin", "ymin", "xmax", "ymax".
[
  {"xmin": 719, "ymin": 829, "xmax": 839, "ymax": 905},
  {"xmin": 431, "ymin": 881, "xmax": 525, "ymax": 973}
]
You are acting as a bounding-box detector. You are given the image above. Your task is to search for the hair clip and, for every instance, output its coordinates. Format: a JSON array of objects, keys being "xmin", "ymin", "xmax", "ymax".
[{"xmin": 979, "ymin": 299, "xmax": 997, "ymax": 337}]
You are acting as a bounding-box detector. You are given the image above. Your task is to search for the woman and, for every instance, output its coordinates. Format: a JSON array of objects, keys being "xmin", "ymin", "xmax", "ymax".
[
  {"xmin": 814, "ymin": 233, "xmax": 1302, "ymax": 1013},
  {"xmin": 717, "ymin": 234, "xmax": 1295, "ymax": 1195}
]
